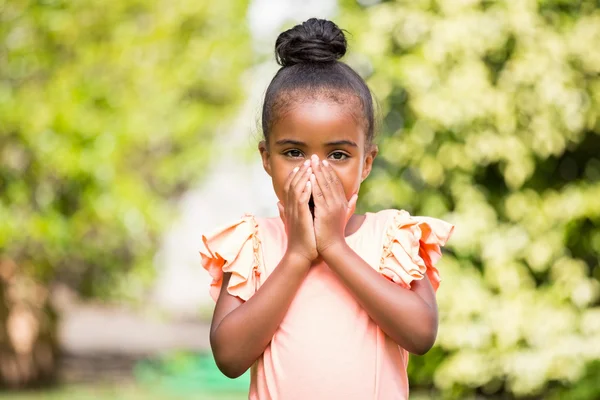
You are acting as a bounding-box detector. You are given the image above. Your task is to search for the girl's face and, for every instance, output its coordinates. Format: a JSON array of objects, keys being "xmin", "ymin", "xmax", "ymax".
[{"xmin": 259, "ymin": 99, "xmax": 378, "ymax": 207}]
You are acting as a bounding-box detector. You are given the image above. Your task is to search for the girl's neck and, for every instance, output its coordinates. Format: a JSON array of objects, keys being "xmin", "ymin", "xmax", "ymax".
[{"xmin": 344, "ymin": 213, "xmax": 367, "ymax": 237}]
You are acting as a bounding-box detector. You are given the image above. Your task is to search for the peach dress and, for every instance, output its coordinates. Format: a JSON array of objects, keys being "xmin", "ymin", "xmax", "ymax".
[{"xmin": 200, "ymin": 209, "xmax": 454, "ymax": 400}]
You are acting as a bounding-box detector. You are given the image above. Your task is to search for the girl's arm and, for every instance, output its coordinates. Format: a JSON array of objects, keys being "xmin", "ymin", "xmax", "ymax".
[
  {"xmin": 309, "ymin": 157, "xmax": 438, "ymax": 355},
  {"xmin": 210, "ymin": 252, "xmax": 310, "ymax": 378},
  {"xmin": 210, "ymin": 161, "xmax": 317, "ymax": 378},
  {"xmin": 319, "ymin": 243, "xmax": 438, "ymax": 355}
]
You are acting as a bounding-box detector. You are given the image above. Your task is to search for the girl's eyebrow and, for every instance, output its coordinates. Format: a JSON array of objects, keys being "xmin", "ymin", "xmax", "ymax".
[
  {"xmin": 274, "ymin": 139, "xmax": 358, "ymax": 147},
  {"xmin": 275, "ymin": 139, "xmax": 305, "ymax": 146},
  {"xmin": 325, "ymin": 140, "xmax": 358, "ymax": 147}
]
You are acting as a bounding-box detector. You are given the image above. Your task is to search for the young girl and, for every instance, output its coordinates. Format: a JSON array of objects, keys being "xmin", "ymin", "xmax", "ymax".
[{"xmin": 200, "ymin": 18, "xmax": 454, "ymax": 400}]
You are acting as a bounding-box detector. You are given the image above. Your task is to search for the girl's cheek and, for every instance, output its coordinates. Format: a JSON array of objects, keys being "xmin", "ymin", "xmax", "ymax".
[
  {"xmin": 271, "ymin": 173, "xmax": 284, "ymax": 197},
  {"xmin": 341, "ymin": 169, "xmax": 363, "ymax": 198}
]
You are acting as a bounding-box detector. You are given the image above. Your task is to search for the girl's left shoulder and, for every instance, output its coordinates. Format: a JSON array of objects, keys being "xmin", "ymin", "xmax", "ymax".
[
  {"xmin": 367, "ymin": 209, "xmax": 455, "ymax": 292},
  {"xmin": 370, "ymin": 209, "xmax": 455, "ymax": 246}
]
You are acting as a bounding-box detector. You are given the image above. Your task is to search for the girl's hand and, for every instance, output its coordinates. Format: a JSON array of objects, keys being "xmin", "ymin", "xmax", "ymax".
[
  {"xmin": 309, "ymin": 155, "xmax": 358, "ymax": 254},
  {"xmin": 278, "ymin": 160, "xmax": 318, "ymax": 263}
]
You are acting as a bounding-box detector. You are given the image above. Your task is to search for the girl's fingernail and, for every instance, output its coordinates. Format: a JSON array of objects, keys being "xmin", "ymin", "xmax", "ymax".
[
  {"xmin": 322, "ymin": 160, "xmax": 329, "ymax": 167},
  {"xmin": 311, "ymin": 173, "xmax": 315, "ymax": 179},
  {"xmin": 293, "ymin": 167, "xmax": 299, "ymax": 173},
  {"xmin": 303, "ymin": 160, "xmax": 310, "ymax": 166},
  {"xmin": 306, "ymin": 181, "xmax": 311, "ymax": 187},
  {"xmin": 307, "ymin": 167, "xmax": 312, "ymax": 173}
]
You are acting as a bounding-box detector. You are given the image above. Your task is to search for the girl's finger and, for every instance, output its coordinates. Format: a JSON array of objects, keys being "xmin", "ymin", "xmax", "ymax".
[
  {"xmin": 299, "ymin": 180, "xmax": 312, "ymax": 204},
  {"xmin": 287, "ymin": 161, "xmax": 310, "ymax": 206},
  {"xmin": 311, "ymin": 155, "xmax": 331, "ymax": 205},
  {"xmin": 310, "ymin": 173, "xmax": 327, "ymax": 208},
  {"xmin": 293, "ymin": 165, "xmax": 313, "ymax": 200},
  {"xmin": 346, "ymin": 193, "xmax": 358, "ymax": 222},
  {"xmin": 321, "ymin": 159, "xmax": 345, "ymax": 203},
  {"xmin": 284, "ymin": 165, "xmax": 300, "ymax": 196},
  {"xmin": 290, "ymin": 160, "xmax": 311, "ymax": 192}
]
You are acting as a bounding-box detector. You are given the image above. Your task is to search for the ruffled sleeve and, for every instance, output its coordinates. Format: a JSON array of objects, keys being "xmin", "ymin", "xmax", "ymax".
[
  {"xmin": 199, "ymin": 214, "xmax": 264, "ymax": 302},
  {"xmin": 380, "ymin": 210, "xmax": 454, "ymax": 292}
]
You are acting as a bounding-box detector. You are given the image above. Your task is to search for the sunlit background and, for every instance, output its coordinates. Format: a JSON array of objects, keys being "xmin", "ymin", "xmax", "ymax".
[{"xmin": 2, "ymin": 0, "xmax": 600, "ymax": 399}]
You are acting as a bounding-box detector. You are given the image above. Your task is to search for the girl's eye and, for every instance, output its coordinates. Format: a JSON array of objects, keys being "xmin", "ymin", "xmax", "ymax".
[
  {"xmin": 284, "ymin": 149, "xmax": 304, "ymax": 158},
  {"xmin": 328, "ymin": 151, "xmax": 348, "ymax": 161}
]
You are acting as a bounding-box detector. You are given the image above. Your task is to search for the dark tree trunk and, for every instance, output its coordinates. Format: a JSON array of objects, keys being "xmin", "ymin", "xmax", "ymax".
[{"xmin": 0, "ymin": 259, "xmax": 58, "ymax": 389}]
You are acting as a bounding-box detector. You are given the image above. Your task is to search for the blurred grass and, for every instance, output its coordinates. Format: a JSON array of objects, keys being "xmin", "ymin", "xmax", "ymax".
[
  {"xmin": 1, "ymin": 385, "xmax": 247, "ymax": 400},
  {"xmin": 133, "ymin": 352, "xmax": 251, "ymax": 392}
]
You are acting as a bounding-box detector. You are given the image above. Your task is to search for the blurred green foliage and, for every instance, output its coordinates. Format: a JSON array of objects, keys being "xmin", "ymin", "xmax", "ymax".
[
  {"xmin": 134, "ymin": 351, "xmax": 250, "ymax": 393},
  {"xmin": 0, "ymin": 0, "xmax": 250, "ymax": 298},
  {"xmin": 340, "ymin": 0, "xmax": 600, "ymax": 398}
]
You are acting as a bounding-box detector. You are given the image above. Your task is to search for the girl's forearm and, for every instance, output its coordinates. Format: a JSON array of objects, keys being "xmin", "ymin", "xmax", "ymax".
[
  {"xmin": 210, "ymin": 251, "xmax": 310, "ymax": 377},
  {"xmin": 320, "ymin": 242, "xmax": 438, "ymax": 355}
]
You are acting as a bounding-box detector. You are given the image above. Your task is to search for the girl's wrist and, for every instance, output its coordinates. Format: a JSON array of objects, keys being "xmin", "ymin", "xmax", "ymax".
[
  {"xmin": 283, "ymin": 249, "xmax": 314, "ymax": 270},
  {"xmin": 318, "ymin": 240, "xmax": 350, "ymax": 263}
]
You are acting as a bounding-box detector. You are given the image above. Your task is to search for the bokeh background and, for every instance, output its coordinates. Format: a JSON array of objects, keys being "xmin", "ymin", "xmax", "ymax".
[{"xmin": 2, "ymin": 0, "xmax": 600, "ymax": 399}]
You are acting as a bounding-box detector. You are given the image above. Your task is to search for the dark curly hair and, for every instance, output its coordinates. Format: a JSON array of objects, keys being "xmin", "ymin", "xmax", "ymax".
[{"xmin": 262, "ymin": 18, "xmax": 375, "ymax": 146}]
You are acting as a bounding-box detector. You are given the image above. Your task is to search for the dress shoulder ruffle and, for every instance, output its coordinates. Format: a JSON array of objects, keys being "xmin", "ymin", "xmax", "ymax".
[
  {"xmin": 379, "ymin": 210, "xmax": 454, "ymax": 292},
  {"xmin": 199, "ymin": 214, "xmax": 264, "ymax": 301}
]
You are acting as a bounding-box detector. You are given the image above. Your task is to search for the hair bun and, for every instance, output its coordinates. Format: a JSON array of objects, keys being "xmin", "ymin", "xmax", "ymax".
[{"xmin": 275, "ymin": 18, "xmax": 347, "ymax": 67}]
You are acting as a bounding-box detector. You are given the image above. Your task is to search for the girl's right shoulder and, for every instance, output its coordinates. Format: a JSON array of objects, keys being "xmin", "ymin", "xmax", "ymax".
[{"xmin": 199, "ymin": 214, "xmax": 285, "ymax": 302}]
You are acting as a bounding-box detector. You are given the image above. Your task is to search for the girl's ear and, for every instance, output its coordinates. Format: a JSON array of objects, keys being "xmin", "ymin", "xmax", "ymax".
[
  {"xmin": 258, "ymin": 140, "xmax": 272, "ymax": 176},
  {"xmin": 361, "ymin": 145, "xmax": 378, "ymax": 182}
]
